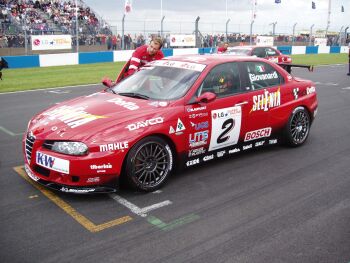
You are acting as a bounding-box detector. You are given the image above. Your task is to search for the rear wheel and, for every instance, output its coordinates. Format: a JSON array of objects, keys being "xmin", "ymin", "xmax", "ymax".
[
  {"xmin": 284, "ymin": 106, "xmax": 310, "ymax": 147},
  {"xmin": 125, "ymin": 136, "xmax": 173, "ymax": 191}
]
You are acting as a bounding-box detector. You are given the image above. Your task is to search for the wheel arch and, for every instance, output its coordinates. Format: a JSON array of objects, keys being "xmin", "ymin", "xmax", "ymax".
[{"xmin": 119, "ymin": 132, "xmax": 179, "ymax": 180}]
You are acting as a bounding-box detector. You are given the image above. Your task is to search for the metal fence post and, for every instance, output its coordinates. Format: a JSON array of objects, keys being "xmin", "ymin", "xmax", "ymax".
[
  {"xmin": 122, "ymin": 14, "xmax": 125, "ymax": 50},
  {"xmin": 225, "ymin": 19, "xmax": 230, "ymax": 42},
  {"xmin": 292, "ymin": 23, "xmax": 297, "ymax": 46},
  {"xmin": 309, "ymin": 24, "xmax": 314, "ymax": 46},
  {"xmin": 195, "ymin": 16, "xmax": 200, "ymax": 48},
  {"xmin": 161, "ymin": 16, "xmax": 165, "ymax": 38}
]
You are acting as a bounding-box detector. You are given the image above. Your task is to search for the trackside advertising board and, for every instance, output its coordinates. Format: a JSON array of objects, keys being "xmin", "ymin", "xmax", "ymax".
[
  {"xmin": 31, "ymin": 35, "xmax": 72, "ymax": 50},
  {"xmin": 256, "ymin": 36, "xmax": 274, "ymax": 46},
  {"xmin": 170, "ymin": 35, "xmax": 196, "ymax": 47}
]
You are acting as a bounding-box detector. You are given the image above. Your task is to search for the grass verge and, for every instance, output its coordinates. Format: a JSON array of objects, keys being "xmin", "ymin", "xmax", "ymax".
[{"xmin": 0, "ymin": 53, "xmax": 348, "ymax": 93}]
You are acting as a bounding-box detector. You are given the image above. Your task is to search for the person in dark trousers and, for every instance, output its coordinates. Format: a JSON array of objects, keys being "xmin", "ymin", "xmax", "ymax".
[{"xmin": 347, "ymin": 41, "xmax": 350, "ymax": 76}]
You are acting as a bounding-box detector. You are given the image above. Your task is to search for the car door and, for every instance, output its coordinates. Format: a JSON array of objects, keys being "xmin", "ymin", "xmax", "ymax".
[
  {"xmin": 239, "ymin": 60, "xmax": 286, "ymax": 142},
  {"xmin": 185, "ymin": 62, "xmax": 269, "ymax": 156}
]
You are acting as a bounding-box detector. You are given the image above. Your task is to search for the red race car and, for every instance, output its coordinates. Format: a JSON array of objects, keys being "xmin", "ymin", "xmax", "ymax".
[
  {"xmin": 23, "ymin": 55, "xmax": 317, "ymax": 193},
  {"xmin": 227, "ymin": 46, "xmax": 292, "ymax": 64}
]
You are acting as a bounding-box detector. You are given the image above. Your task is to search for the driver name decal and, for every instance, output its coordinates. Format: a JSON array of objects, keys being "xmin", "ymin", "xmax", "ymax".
[{"xmin": 249, "ymin": 71, "xmax": 278, "ymax": 82}]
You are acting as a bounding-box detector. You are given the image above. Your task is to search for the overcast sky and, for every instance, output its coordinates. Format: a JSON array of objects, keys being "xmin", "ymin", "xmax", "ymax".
[{"xmin": 83, "ymin": 0, "xmax": 349, "ymax": 35}]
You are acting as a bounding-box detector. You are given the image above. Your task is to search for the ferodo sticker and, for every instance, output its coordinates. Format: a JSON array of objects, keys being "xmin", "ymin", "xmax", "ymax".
[{"xmin": 209, "ymin": 106, "xmax": 242, "ymax": 151}]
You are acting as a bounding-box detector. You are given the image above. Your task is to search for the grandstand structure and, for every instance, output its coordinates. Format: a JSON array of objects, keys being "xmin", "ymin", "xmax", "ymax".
[{"xmin": 0, "ymin": 0, "xmax": 112, "ymax": 54}]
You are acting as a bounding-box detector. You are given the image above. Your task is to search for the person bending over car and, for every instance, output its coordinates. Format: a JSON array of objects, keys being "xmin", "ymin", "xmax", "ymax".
[
  {"xmin": 102, "ymin": 37, "xmax": 164, "ymax": 87},
  {"xmin": 217, "ymin": 42, "xmax": 229, "ymax": 54}
]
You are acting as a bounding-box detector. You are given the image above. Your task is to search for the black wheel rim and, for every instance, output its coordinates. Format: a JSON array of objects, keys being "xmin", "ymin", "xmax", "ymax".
[
  {"xmin": 132, "ymin": 142, "xmax": 170, "ymax": 187},
  {"xmin": 290, "ymin": 110, "xmax": 309, "ymax": 144}
]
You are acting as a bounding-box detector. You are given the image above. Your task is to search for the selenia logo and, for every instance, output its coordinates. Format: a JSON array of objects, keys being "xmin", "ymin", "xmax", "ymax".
[{"xmin": 251, "ymin": 88, "xmax": 281, "ymax": 112}]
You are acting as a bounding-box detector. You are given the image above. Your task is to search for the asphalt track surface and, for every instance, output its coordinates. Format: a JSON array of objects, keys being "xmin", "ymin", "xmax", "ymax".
[{"xmin": 1, "ymin": 64, "xmax": 350, "ymax": 263}]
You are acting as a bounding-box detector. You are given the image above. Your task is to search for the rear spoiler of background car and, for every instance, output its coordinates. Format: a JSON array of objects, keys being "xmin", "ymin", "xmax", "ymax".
[{"xmin": 277, "ymin": 63, "xmax": 314, "ymax": 74}]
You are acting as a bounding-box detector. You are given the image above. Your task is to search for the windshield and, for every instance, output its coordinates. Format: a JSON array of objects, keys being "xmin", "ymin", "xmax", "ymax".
[
  {"xmin": 227, "ymin": 48, "xmax": 251, "ymax": 55},
  {"xmin": 111, "ymin": 65, "xmax": 202, "ymax": 100}
]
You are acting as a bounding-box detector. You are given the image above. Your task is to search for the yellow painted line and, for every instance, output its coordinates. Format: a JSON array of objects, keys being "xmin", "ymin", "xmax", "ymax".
[{"xmin": 13, "ymin": 166, "xmax": 132, "ymax": 233}]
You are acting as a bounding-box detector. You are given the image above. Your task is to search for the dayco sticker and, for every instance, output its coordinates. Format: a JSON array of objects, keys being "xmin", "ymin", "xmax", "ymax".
[{"xmin": 126, "ymin": 117, "xmax": 164, "ymax": 131}]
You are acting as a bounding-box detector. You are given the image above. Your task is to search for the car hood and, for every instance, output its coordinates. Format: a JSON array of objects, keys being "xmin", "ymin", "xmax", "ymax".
[{"xmin": 28, "ymin": 91, "xmax": 177, "ymax": 141}]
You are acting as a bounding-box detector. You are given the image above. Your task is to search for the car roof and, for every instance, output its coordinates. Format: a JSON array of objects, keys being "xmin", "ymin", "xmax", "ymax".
[{"xmin": 162, "ymin": 54, "xmax": 268, "ymax": 66}]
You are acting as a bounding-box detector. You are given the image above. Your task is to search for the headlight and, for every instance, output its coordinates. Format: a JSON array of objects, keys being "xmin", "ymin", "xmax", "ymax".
[{"xmin": 51, "ymin": 141, "xmax": 88, "ymax": 156}]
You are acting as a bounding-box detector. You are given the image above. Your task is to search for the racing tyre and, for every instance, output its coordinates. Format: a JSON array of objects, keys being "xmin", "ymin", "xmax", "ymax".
[
  {"xmin": 284, "ymin": 106, "xmax": 310, "ymax": 147},
  {"xmin": 125, "ymin": 136, "xmax": 174, "ymax": 191}
]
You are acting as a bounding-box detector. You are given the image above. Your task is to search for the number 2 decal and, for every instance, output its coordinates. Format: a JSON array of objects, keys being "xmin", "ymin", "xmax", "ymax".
[
  {"xmin": 209, "ymin": 106, "xmax": 242, "ymax": 151},
  {"xmin": 217, "ymin": 118, "xmax": 235, "ymax": 144}
]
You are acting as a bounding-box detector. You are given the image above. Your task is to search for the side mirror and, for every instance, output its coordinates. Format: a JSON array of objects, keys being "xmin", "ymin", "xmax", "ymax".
[{"xmin": 195, "ymin": 92, "xmax": 216, "ymax": 104}]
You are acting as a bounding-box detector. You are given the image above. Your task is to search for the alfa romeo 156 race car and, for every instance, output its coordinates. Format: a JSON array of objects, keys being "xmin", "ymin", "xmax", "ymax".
[
  {"xmin": 23, "ymin": 55, "xmax": 317, "ymax": 193},
  {"xmin": 227, "ymin": 46, "xmax": 292, "ymax": 64}
]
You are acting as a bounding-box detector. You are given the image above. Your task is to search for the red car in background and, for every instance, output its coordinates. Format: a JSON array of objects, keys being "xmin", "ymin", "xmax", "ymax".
[
  {"xmin": 23, "ymin": 55, "xmax": 317, "ymax": 193},
  {"xmin": 227, "ymin": 46, "xmax": 292, "ymax": 64}
]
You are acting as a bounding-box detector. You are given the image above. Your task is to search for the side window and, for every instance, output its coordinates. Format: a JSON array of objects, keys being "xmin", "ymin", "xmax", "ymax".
[
  {"xmin": 198, "ymin": 63, "xmax": 241, "ymax": 98},
  {"xmin": 251, "ymin": 48, "xmax": 266, "ymax": 58},
  {"xmin": 265, "ymin": 48, "xmax": 277, "ymax": 56},
  {"xmin": 245, "ymin": 61, "xmax": 284, "ymax": 90}
]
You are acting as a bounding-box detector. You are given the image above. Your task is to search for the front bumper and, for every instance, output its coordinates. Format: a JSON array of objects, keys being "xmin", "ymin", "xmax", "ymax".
[{"xmin": 24, "ymin": 164, "xmax": 117, "ymax": 194}]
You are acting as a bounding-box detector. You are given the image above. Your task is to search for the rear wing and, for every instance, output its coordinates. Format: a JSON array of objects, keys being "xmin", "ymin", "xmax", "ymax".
[{"xmin": 277, "ymin": 63, "xmax": 314, "ymax": 74}]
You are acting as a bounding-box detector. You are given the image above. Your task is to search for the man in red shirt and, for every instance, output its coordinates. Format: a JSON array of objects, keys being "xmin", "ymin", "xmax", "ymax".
[
  {"xmin": 102, "ymin": 37, "xmax": 164, "ymax": 87},
  {"xmin": 217, "ymin": 42, "xmax": 229, "ymax": 53}
]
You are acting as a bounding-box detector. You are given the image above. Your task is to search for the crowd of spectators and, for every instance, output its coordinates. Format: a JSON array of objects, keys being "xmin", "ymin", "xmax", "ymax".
[
  {"xmin": 0, "ymin": 0, "xmax": 346, "ymax": 50},
  {"xmin": 0, "ymin": 0, "xmax": 111, "ymax": 45}
]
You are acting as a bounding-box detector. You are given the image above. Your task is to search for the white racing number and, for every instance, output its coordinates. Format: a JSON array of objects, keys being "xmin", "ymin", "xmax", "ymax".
[{"xmin": 209, "ymin": 106, "xmax": 242, "ymax": 151}]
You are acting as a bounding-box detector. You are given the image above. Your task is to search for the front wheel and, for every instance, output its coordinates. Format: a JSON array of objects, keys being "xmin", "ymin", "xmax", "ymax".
[
  {"xmin": 125, "ymin": 136, "xmax": 174, "ymax": 191},
  {"xmin": 284, "ymin": 106, "xmax": 311, "ymax": 147}
]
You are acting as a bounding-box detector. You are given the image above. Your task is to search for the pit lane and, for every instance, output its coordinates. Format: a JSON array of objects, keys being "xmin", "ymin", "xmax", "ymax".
[{"xmin": 1, "ymin": 64, "xmax": 350, "ymax": 263}]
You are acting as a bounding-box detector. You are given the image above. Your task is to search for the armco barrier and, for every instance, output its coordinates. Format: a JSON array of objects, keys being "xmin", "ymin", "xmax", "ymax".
[
  {"xmin": 4, "ymin": 55, "xmax": 40, "ymax": 69},
  {"xmin": 79, "ymin": 51, "xmax": 114, "ymax": 64},
  {"xmin": 1, "ymin": 46, "xmax": 347, "ymax": 69}
]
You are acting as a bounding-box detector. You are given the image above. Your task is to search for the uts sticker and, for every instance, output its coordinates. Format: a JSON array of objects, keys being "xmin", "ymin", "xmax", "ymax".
[{"xmin": 251, "ymin": 88, "xmax": 281, "ymax": 112}]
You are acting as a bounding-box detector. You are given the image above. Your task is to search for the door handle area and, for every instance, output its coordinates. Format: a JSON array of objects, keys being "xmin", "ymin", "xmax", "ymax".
[{"xmin": 235, "ymin": 101, "xmax": 248, "ymax": 106}]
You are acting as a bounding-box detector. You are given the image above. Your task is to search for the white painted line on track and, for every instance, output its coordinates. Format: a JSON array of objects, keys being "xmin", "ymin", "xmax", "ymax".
[
  {"xmin": 0, "ymin": 83, "xmax": 100, "ymax": 95},
  {"xmin": 0, "ymin": 126, "xmax": 23, "ymax": 136},
  {"xmin": 342, "ymin": 87, "xmax": 350, "ymax": 90},
  {"xmin": 47, "ymin": 90, "xmax": 71, "ymax": 94},
  {"xmin": 109, "ymin": 193, "xmax": 172, "ymax": 217}
]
